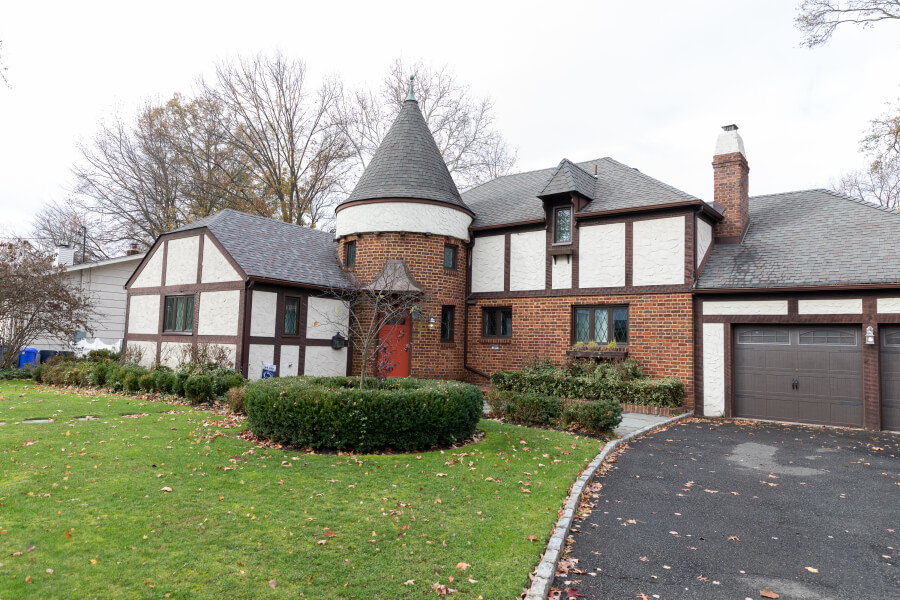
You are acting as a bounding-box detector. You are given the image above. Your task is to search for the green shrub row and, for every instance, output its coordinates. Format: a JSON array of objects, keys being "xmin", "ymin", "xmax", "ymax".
[
  {"xmin": 490, "ymin": 371, "xmax": 684, "ymax": 407},
  {"xmin": 523, "ymin": 356, "xmax": 644, "ymax": 381},
  {"xmin": 244, "ymin": 376, "xmax": 483, "ymax": 453},
  {"xmin": 0, "ymin": 368, "xmax": 34, "ymax": 380},
  {"xmin": 35, "ymin": 359, "xmax": 244, "ymax": 404},
  {"xmin": 485, "ymin": 390, "xmax": 623, "ymax": 434}
]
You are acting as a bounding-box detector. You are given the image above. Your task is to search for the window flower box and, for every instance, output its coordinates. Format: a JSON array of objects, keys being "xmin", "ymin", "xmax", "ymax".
[{"xmin": 565, "ymin": 349, "xmax": 628, "ymax": 359}]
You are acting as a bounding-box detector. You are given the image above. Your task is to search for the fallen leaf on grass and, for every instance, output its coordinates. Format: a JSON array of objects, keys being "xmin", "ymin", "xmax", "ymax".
[
  {"xmin": 268, "ymin": 579, "xmax": 277, "ymax": 588},
  {"xmin": 160, "ymin": 487, "xmax": 173, "ymax": 493},
  {"xmin": 760, "ymin": 590, "xmax": 780, "ymax": 599},
  {"xmin": 455, "ymin": 562, "xmax": 470, "ymax": 571},
  {"xmin": 403, "ymin": 579, "xmax": 415, "ymax": 585},
  {"xmin": 316, "ymin": 540, "xmax": 327, "ymax": 545},
  {"xmin": 64, "ymin": 530, "xmax": 72, "ymax": 538},
  {"xmin": 527, "ymin": 535, "xmax": 538, "ymax": 542}
]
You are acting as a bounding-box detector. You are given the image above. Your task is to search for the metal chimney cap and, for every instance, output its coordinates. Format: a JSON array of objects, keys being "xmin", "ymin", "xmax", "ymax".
[{"xmin": 722, "ymin": 124, "xmax": 739, "ymax": 132}]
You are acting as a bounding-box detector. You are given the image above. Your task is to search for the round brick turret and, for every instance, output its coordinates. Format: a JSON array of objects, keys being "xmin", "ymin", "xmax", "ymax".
[{"xmin": 334, "ymin": 77, "xmax": 472, "ymax": 380}]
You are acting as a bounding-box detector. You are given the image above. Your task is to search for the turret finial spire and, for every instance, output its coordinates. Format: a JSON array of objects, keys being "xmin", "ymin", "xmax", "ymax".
[{"xmin": 406, "ymin": 74, "xmax": 416, "ymax": 101}]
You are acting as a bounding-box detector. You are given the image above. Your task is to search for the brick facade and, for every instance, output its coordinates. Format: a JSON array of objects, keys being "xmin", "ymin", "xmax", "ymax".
[
  {"xmin": 712, "ymin": 151, "xmax": 749, "ymax": 241},
  {"xmin": 466, "ymin": 293, "xmax": 695, "ymax": 409},
  {"xmin": 338, "ymin": 232, "xmax": 468, "ymax": 381}
]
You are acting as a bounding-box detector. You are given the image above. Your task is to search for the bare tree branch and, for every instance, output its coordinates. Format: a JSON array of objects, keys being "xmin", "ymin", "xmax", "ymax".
[{"xmin": 796, "ymin": 0, "xmax": 900, "ymax": 47}]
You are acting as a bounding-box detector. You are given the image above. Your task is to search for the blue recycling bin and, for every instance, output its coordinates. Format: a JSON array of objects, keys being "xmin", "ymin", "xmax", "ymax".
[{"xmin": 18, "ymin": 347, "xmax": 39, "ymax": 369}]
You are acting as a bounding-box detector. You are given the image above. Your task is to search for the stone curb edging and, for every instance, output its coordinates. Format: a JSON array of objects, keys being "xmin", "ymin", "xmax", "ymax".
[{"xmin": 523, "ymin": 412, "xmax": 693, "ymax": 600}]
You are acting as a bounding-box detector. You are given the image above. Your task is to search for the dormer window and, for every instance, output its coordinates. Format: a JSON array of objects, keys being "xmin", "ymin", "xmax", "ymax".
[{"xmin": 554, "ymin": 206, "xmax": 572, "ymax": 244}]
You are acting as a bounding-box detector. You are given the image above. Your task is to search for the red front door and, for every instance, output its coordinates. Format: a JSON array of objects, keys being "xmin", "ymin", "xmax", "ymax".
[{"xmin": 377, "ymin": 311, "xmax": 411, "ymax": 377}]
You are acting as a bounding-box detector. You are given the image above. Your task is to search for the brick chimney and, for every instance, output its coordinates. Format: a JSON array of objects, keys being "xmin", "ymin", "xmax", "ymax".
[{"xmin": 712, "ymin": 124, "xmax": 749, "ymax": 243}]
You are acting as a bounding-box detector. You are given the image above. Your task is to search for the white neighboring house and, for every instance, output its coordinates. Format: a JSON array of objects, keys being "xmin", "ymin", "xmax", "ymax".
[{"xmin": 30, "ymin": 246, "xmax": 145, "ymax": 355}]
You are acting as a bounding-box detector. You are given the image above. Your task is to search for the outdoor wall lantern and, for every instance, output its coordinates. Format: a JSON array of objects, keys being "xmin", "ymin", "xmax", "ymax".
[
  {"xmin": 865, "ymin": 326, "xmax": 875, "ymax": 345},
  {"xmin": 428, "ymin": 315, "xmax": 436, "ymax": 330},
  {"xmin": 331, "ymin": 332, "xmax": 347, "ymax": 350}
]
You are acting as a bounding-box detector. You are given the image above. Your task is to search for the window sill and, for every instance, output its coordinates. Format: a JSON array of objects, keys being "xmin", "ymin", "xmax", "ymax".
[
  {"xmin": 549, "ymin": 246, "xmax": 573, "ymax": 256},
  {"xmin": 162, "ymin": 331, "xmax": 194, "ymax": 336},
  {"xmin": 566, "ymin": 349, "xmax": 628, "ymax": 359},
  {"xmin": 480, "ymin": 337, "xmax": 511, "ymax": 345}
]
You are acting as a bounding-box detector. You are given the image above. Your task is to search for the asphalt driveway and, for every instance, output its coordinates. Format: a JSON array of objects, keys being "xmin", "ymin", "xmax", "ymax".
[{"xmin": 554, "ymin": 419, "xmax": 899, "ymax": 600}]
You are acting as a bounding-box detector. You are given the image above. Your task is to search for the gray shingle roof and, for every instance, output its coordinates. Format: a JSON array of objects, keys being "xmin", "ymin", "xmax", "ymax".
[
  {"xmin": 462, "ymin": 157, "xmax": 701, "ymax": 227},
  {"xmin": 697, "ymin": 189, "xmax": 900, "ymax": 289},
  {"xmin": 340, "ymin": 98, "xmax": 467, "ymax": 210},
  {"xmin": 174, "ymin": 210, "xmax": 350, "ymax": 289},
  {"xmin": 539, "ymin": 159, "xmax": 596, "ymax": 199}
]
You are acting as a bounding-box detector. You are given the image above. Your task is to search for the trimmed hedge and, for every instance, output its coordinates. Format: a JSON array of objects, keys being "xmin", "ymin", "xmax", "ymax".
[
  {"xmin": 490, "ymin": 371, "xmax": 684, "ymax": 408},
  {"xmin": 0, "ymin": 368, "xmax": 33, "ymax": 380},
  {"xmin": 34, "ymin": 359, "xmax": 244, "ymax": 403},
  {"xmin": 486, "ymin": 390, "xmax": 623, "ymax": 434},
  {"xmin": 244, "ymin": 377, "xmax": 483, "ymax": 453}
]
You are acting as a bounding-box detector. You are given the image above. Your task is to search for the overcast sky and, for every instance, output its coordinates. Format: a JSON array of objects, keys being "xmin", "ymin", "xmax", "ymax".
[{"xmin": 1, "ymin": 1, "xmax": 898, "ymax": 240}]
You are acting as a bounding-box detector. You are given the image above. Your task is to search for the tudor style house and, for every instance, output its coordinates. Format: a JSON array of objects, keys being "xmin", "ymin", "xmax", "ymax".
[{"xmin": 123, "ymin": 82, "xmax": 900, "ymax": 432}]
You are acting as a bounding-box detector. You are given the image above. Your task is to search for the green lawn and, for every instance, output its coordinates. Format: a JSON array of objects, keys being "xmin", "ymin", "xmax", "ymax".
[{"xmin": 0, "ymin": 381, "xmax": 603, "ymax": 599}]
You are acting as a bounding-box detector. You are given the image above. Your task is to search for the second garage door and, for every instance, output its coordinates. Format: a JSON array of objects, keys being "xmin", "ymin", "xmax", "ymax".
[
  {"xmin": 734, "ymin": 325, "xmax": 862, "ymax": 427},
  {"xmin": 881, "ymin": 326, "xmax": 900, "ymax": 431}
]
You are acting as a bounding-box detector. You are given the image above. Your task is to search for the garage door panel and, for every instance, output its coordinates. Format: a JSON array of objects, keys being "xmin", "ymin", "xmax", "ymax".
[
  {"xmin": 735, "ymin": 325, "xmax": 862, "ymax": 428},
  {"xmin": 881, "ymin": 327, "xmax": 900, "ymax": 431}
]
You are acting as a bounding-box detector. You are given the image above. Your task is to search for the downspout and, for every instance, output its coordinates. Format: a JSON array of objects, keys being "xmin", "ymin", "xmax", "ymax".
[{"xmin": 240, "ymin": 279, "xmax": 255, "ymax": 379}]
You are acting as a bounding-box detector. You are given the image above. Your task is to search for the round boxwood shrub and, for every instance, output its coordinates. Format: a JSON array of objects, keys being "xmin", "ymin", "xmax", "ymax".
[
  {"xmin": 244, "ymin": 377, "xmax": 483, "ymax": 453},
  {"xmin": 184, "ymin": 374, "xmax": 214, "ymax": 404},
  {"xmin": 562, "ymin": 399, "xmax": 623, "ymax": 434}
]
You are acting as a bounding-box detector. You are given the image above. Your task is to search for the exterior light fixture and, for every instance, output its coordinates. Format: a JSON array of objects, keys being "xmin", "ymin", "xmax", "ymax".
[
  {"xmin": 428, "ymin": 315, "xmax": 436, "ymax": 330},
  {"xmin": 331, "ymin": 332, "xmax": 347, "ymax": 350},
  {"xmin": 865, "ymin": 326, "xmax": 875, "ymax": 345}
]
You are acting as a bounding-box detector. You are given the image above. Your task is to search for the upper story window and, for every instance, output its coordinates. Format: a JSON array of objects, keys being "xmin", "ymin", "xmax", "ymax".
[
  {"xmin": 483, "ymin": 306, "xmax": 512, "ymax": 338},
  {"xmin": 284, "ymin": 297, "xmax": 300, "ymax": 336},
  {"xmin": 554, "ymin": 206, "xmax": 572, "ymax": 244},
  {"xmin": 573, "ymin": 305, "xmax": 628, "ymax": 346},
  {"xmin": 163, "ymin": 295, "xmax": 194, "ymax": 333},
  {"xmin": 443, "ymin": 244, "xmax": 458, "ymax": 270},
  {"xmin": 345, "ymin": 241, "xmax": 356, "ymax": 267}
]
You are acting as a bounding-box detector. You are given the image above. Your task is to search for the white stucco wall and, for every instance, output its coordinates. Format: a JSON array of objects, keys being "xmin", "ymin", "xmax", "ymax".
[
  {"xmin": 877, "ymin": 298, "xmax": 900, "ymax": 313},
  {"xmin": 201, "ymin": 236, "xmax": 241, "ymax": 283},
  {"xmin": 697, "ymin": 218, "xmax": 713, "ymax": 267},
  {"xmin": 165, "ymin": 236, "xmax": 200, "ymax": 286},
  {"xmin": 250, "ymin": 291, "xmax": 277, "ymax": 337},
  {"xmin": 702, "ymin": 323, "xmax": 725, "ymax": 417},
  {"xmin": 132, "ymin": 249, "xmax": 163, "ymax": 288},
  {"xmin": 280, "ymin": 345, "xmax": 301, "ymax": 377},
  {"xmin": 797, "ymin": 299, "xmax": 863, "ymax": 315},
  {"xmin": 579, "ymin": 222, "xmax": 626, "ymax": 288},
  {"xmin": 197, "ymin": 290, "xmax": 241, "ymax": 336},
  {"xmin": 128, "ymin": 294, "xmax": 160, "ymax": 334},
  {"xmin": 304, "ymin": 346, "xmax": 347, "ymax": 377},
  {"xmin": 127, "ymin": 341, "xmax": 157, "ymax": 368},
  {"xmin": 335, "ymin": 202, "xmax": 472, "ymax": 241},
  {"xmin": 247, "ymin": 344, "xmax": 275, "ymax": 380},
  {"xmin": 471, "ymin": 235, "xmax": 505, "ymax": 293},
  {"xmin": 160, "ymin": 342, "xmax": 191, "ymax": 368},
  {"xmin": 703, "ymin": 300, "xmax": 789, "ymax": 316},
  {"xmin": 509, "ymin": 230, "xmax": 546, "ymax": 291},
  {"xmin": 307, "ymin": 297, "xmax": 349, "ymax": 340},
  {"xmin": 551, "ymin": 255, "xmax": 572, "ymax": 289},
  {"xmin": 633, "ymin": 216, "xmax": 685, "ymax": 286}
]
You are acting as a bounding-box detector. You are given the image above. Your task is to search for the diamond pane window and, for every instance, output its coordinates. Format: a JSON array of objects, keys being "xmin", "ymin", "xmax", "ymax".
[
  {"xmin": 593, "ymin": 309, "xmax": 609, "ymax": 344},
  {"xmin": 440, "ymin": 306, "xmax": 455, "ymax": 342},
  {"xmin": 573, "ymin": 305, "xmax": 627, "ymax": 346},
  {"xmin": 575, "ymin": 309, "xmax": 590, "ymax": 343},
  {"xmin": 613, "ymin": 308, "xmax": 628, "ymax": 344},
  {"xmin": 483, "ymin": 307, "xmax": 512, "ymax": 338},
  {"xmin": 554, "ymin": 207, "xmax": 572, "ymax": 243}
]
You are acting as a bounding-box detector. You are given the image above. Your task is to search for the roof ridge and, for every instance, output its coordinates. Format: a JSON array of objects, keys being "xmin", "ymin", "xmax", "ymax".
[{"xmin": 752, "ymin": 188, "xmax": 900, "ymax": 218}]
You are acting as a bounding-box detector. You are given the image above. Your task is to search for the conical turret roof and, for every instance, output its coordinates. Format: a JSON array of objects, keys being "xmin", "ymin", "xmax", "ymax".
[{"xmin": 341, "ymin": 81, "xmax": 468, "ymax": 211}]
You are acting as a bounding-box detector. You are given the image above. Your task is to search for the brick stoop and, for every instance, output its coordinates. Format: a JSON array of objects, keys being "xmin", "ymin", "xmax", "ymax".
[{"xmin": 619, "ymin": 403, "xmax": 685, "ymax": 417}]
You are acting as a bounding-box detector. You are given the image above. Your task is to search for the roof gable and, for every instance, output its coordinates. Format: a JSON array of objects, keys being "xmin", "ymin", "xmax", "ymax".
[{"xmin": 171, "ymin": 210, "xmax": 349, "ymax": 289}]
